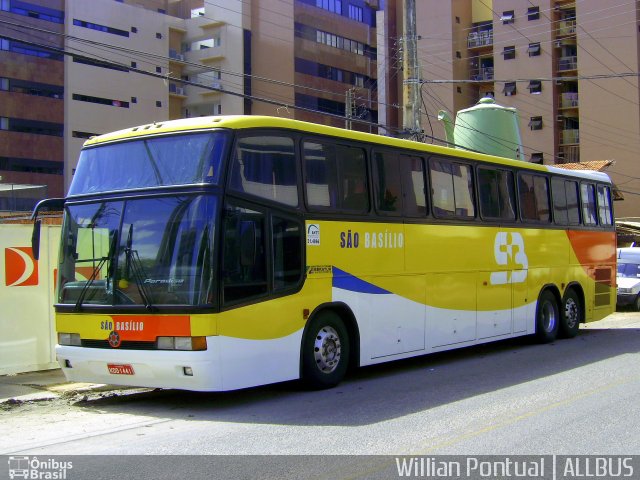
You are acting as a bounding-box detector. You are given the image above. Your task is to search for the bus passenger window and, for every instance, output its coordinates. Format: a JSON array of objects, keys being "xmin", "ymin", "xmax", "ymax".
[
  {"xmin": 552, "ymin": 178, "xmax": 581, "ymax": 225},
  {"xmin": 597, "ymin": 185, "xmax": 613, "ymax": 226},
  {"xmin": 580, "ymin": 183, "xmax": 597, "ymax": 226},
  {"xmin": 518, "ymin": 173, "xmax": 550, "ymax": 222},
  {"xmin": 230, "ymin": 136, "xmax": 298, "ymax": 206},
  {"xmin": 373, "ymin": 151, "xmax": 402, "ymax": 215},
  {"xmin": 478, "ymin": 168, "xmax": 516, "ymax": 220},
  {"xmin": 400, "ymin": 155, "xmax": 427, "ymax": 217},
  {"xmin": 304, "ymin": 141, "xmax": 368, "ymax": 212},
  {"xmin": 429, "ymin": 158, "xmax": 475, "ymax": 219},
  {"xmin": 304, "ymin": 142, "xmax": 338, "ymax": 209}
]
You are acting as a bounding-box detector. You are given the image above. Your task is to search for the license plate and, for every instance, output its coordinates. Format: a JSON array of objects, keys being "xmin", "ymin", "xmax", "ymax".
[{"xmin": 107, "ymin": 363, "xmax": 135, "ymax": 375}]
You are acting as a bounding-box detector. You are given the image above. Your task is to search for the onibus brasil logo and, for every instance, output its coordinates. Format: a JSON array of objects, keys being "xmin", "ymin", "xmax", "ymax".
[{"xmin": 8, "ymin": 456, "xmax": 73, "ymax": 479}]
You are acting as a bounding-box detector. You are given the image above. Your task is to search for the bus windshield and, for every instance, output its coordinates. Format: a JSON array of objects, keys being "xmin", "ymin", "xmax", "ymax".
[
  {"xmin": 58, "ymin": 195, "xmax": 217, "ymax": 307},
  {"xmin": 68, "ymin": 131, "xmax": 230, "ymax": 195}
]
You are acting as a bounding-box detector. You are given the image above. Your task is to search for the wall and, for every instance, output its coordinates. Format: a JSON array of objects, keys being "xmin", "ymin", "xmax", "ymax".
[{"xmin": 0, "ymin": 224, "xmax": 60, "ymax": 374}]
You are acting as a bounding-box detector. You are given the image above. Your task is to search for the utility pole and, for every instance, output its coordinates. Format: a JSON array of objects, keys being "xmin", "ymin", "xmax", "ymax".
[
  {"xmin": 402, "ymin": 0, "xmax": 421, "ymax": 136},
  {"xmin": 345, "ymin": 87, "xmax": 356, "ymax": 129}
]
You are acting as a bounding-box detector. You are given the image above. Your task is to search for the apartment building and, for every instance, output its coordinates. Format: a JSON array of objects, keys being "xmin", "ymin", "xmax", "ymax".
[
  {"xmin": 411, "ymin": 0, "xmax": 640, "ymax": 217},
  {"xmin": 0, "ymin": 0, "xmax": 65, "ymax": 206},
  {"xmin": 1, "ymin": 0, "xmax": 382, "ymax": 204}
]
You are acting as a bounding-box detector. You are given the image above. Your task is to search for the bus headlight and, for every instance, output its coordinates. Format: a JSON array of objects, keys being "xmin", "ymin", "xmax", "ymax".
[
  {"xmin": 58, "ymin": 333, "xmax": 82, "ymax": 346},
  {"xmin": 157, "ymin": 336, "xmax": 207, "ymax": 351}
]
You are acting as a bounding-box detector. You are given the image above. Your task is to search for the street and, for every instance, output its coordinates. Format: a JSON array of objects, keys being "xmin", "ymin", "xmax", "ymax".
[{"xmin": 1, "ymin": 312, "xmax": 639, "ymax": 456}]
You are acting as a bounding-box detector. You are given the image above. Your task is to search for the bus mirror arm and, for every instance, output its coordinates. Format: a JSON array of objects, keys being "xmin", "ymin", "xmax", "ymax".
[
  {"xmin": 31, "ymin": 220, "xmax": 42, "ymax": 261},
  {"xmin": 30, "ymin": 197, "xmax": 65, "ymax": 261}
]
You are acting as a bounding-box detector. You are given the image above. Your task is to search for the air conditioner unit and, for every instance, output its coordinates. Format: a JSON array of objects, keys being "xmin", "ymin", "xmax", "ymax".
[
  {"xmin": 556, "ymin": 115, "xmax": 564, "ymax": 122},
  {"xmin": 554, "ymin": 40, "xmax": 562, "ymax": 48},
  {"xmin": 555, "ymin": 79, "xmax": 563, "ymax": 85}
]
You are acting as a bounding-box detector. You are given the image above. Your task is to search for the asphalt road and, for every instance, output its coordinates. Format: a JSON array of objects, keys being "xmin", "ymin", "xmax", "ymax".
[{"xmin": 1, "ymin": 312, "xmax": 639, "ymax": 462}]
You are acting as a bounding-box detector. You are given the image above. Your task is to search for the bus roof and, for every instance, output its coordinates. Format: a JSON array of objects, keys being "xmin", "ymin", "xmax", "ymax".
[{"xmin": 83, "ymin": 115, "xmax": 610, "ymax": 183}]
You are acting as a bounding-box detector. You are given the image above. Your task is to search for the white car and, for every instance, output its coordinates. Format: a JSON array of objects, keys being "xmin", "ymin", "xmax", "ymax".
[{"xmin": 616, "ymin": 248, "xmax": 640, "ymax": 310}]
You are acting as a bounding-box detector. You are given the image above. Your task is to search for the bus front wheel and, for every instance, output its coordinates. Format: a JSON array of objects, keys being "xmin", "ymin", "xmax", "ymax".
[
  {"xmin": 560, "ymin": 289, "xmax": 581, "ymax": 338},
  {"xmin": 535, "ymin": 290, "xmax": 559, "ymax": 343},
  {"xmin": 301, "ymin": 311, "xmax": 350, "ymax": 389}
]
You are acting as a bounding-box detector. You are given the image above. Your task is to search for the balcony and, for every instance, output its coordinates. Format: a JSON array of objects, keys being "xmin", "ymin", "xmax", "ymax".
[
  {"xmin": 559, "ymin": 145, "xmax": 580, "ymax": 163},
  {"xmin": 169, "ymin": 49, "xmax": 185, "ymax": 62},
  {"xmin": 561, "ymin": 129, "xmax": 579, "ymax": 145},
  {"xmin": 558, "ymin": 56, "xmax": 577, "ymax": 71},
  {"xmin": 470, "ymin": 67, "xmax": 494, "ymax": 82},
  {"xmin": 467, "ymin": 29, "xmax": 493, "ymax": 48},
  {"xmin": 560, "ymin": 92, "xmax": 578, "ymax": 108},
  {"xmin": 169, "ymin": 83, "xmax": 186, "ymax": 96},
  {"xmin": 557, "ymin": 20, "xmax": 576, "ymax": 36}
]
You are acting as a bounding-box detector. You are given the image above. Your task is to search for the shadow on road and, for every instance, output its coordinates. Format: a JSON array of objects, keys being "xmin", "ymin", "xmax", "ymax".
[{"xmin": 75, "ymin": 325, "xmax": 640, "ymax": 427}]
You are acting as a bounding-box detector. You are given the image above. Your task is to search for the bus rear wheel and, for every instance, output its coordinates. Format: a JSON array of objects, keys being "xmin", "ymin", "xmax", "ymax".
[
  {"xmin": 301, "ymin": 311, "xmax": 350, "ymax": 389},
  {"xmin": 560, "ymin": 289, "xmax": 581, "ymax": 338},
  {"xmin": 535, "ymin": 290, "xmax": 559, "ymax": 343}
]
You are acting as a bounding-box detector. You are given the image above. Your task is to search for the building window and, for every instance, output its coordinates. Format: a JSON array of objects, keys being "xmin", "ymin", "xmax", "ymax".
[
  {"xmin": 501, "ymin": 10, "xmax": 514, "ymax": 24},
  {"xmin": 73, "ymin": 56, "xmax": 129, "ymax": 72},
  {"xmin": 527, "ymin": 6, "xmax": 540, "ymax": 21},
  {"xmin": 348, "ymin": 4, "xmax": 363, "ymax": 22},
  {"xmin": 315, "ymin": 0, "xmax": 342, "ymax": 14},
  {"xmin": 528, "ymin": 42, "xmax": 541, "ymax": 57},
  {"xmin": 0, "ymin": 36, "xmax": 63, "ymax": 61},
  {"xmin": 131, "ymin": 97, "xmax": 137, "ymax": 103},
  {"xmin": 457, "ymin": 86, "xmax": 462, "ymax": 93},
  {"xmin": 503, "ymin": 82, "xmax": 517, "ymax": 96},
  {"xmin": 456, "ymin": 51, "xmax": 461, "ymax": 58},
  {"xmin": 156, "ymin": 101, "xmax": 162, "ymax": 107},
  {"xmin": 0, "ymin": 117, "xmax": 63, "ymax": 137},
  {"xmin": 529, "ymin": 116, "xmax": 543, "ymax": 130},
  {"xmin": 0, "ymin": 77, "xmax": 64, "ymax": 99},
  {"xmin": 131, "ymin": 61, "xmax": 137, "ymax": 68},
  {"xmin": 455, "ymin": 16, "xmax": 460, "ymax": 24},
  {"xmin": 528, "ymin": 80, "xmax": 542, "ymax": 94},
  {"xmin": 2, "ymin": 0, "xmax": 64, "ymax": 24},
  {"xmin": 503, "ymin": 45, "xmax": 516, "ymax": 60},
  {"xmin": 155, "ymin": 66, "xmax": 162, "ymax": 73},
  {"xmin": 156, "ymin": 32, "xmax": 162, "ymax": 39},
  {"xmin": 73, "ymin": 19, "xmax": 129, "ymax": 37},
  {"xmin": 530, "ymin": 152, "xmax": 544, "ymax": 164},
  {"xmin": 131, "ymin": 27, "xmax": 137, "ymax": 33},
  {"xmin": 72, "ymin": 93, "xmax": 129, "ymax": 108}
]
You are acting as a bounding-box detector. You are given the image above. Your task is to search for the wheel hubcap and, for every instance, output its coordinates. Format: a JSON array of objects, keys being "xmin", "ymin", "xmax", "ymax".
[
  {"xmin": 313, "ymin": 326, "xmax": 341, "ymax": 374},
  {"xmin": 542, "ymin": 301, "xmax": 557, "ymax": 332},
  {"xmin": 564, "ymin": 298, "xmax": 579, "ymax": 328}
]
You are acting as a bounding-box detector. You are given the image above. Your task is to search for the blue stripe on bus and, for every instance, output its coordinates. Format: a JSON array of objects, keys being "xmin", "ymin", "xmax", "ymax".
[{"xmin": 332, "ymin": 267, "xmax": 390, "ymax": 294}]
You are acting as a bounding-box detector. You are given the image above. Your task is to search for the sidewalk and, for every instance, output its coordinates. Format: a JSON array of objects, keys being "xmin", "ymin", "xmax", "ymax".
[{"xmin": 0, "ymin": 369, "xmax": 107, "ymax": 404}]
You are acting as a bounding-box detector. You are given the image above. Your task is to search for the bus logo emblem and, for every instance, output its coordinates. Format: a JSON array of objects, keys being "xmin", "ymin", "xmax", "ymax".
[
  {"xmin": 108, "ymin": 331, "xmax": 122, "ymax": 348},
  {"xmin": 307, "ymin": 224, "xmax": 320, "ymax": 246},
  {"xmin": 490, "ymin": 232, "xmax": 528, "ymax": 285}
]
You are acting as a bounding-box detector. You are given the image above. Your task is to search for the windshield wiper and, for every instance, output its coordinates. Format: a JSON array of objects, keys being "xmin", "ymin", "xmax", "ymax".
[
  {"xmin": 123, "ymin": 224, "xmax": 154, "ymax": 310},
  {"xmin": 74, "ymin": 230, "xmax": 118, "ymax": 311}
]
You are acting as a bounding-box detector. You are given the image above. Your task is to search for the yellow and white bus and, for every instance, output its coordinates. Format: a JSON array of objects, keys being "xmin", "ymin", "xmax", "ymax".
[{"xmin": 33, "ymin": 115, "xmax": 616, "ymax": 391}]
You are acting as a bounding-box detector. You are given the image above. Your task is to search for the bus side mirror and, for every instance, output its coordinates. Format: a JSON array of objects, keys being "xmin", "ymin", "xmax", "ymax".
[
  {"xmin": 239, "ymin": 220, "xmax": 257, "ymax": 267},
  {"xmin": 32, "ymin": 219, "xmax": 42, "ymax": 261}
]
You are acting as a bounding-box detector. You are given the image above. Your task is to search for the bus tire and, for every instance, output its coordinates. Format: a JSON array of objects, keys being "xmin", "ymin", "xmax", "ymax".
[
  {"xmin": 535, "ymin": 290, "xmax": 559, "ymax": 343},
  {"xmin": 560, "ymin": 289, "xmax": 581, "ymax": 338},
  {"xmin": 301, "ymin": 311, "xmax": 350, "ymax": 389}
]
